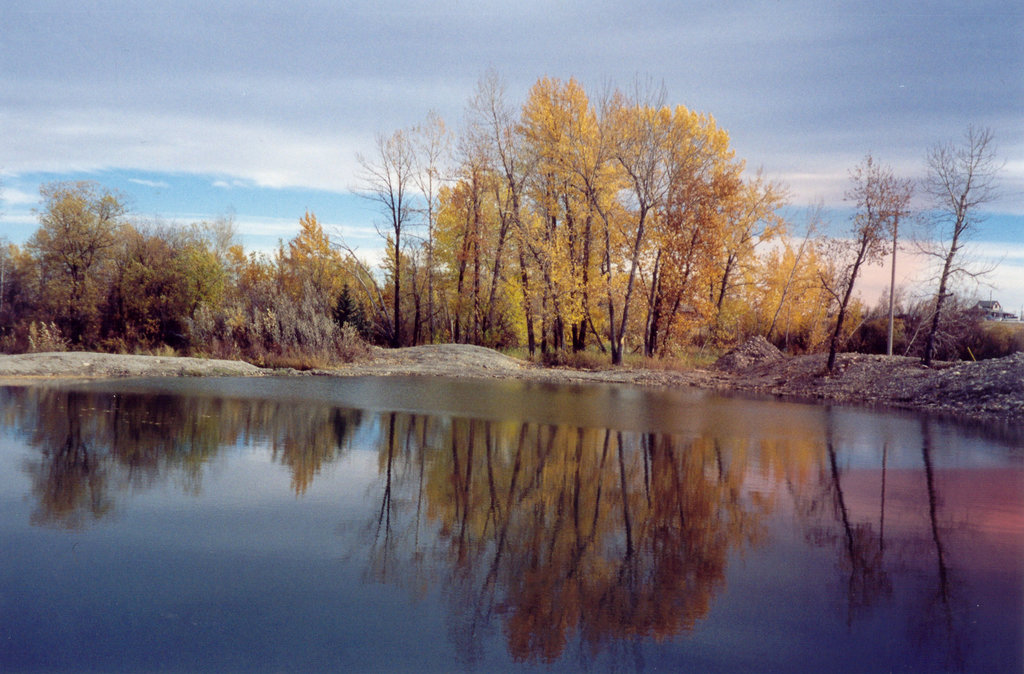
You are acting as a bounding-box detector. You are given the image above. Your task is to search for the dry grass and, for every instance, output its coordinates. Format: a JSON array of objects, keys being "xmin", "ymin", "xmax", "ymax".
[
  {"xmin": 623, "ymin": 349, "xmax": 721, "ymax": 372},
  {"xmin": 499, "ymin": 344, "xmax": 722, "ymax": 372}
]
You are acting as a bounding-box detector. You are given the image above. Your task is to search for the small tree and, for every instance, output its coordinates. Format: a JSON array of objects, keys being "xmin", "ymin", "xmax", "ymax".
[
  {"xmin": 332, "ymin": 284, "xmax": 369, "ymax": 338},
  {"xmin": 921, "ymin": 126, "xmax": 1002, "ymax": 366}
]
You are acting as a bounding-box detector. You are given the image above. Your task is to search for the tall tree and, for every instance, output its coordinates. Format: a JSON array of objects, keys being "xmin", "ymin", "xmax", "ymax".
[
  {"xmin": 644, "ymin": 108, "xmax": 749, "ymax": 355},
  {"xmin": 411, "ymin": 112, "xmax": 450, "ymax": 344},
  {"xmin": 359, "ymin": 130, "xmax": 416, "ymax": 347},
  {"xmin": 921, "ymin": 126, "xmax": 1001, "ymax": 366},
  {"xmin": 711, "ymin": 170, "xmax": 787, "ymax": 339},
  {"xmin": 521, "ymin": 76, "xmax": 596, "ymax": 354},
  {"xmin": 467, "ymin": 69, "xmax": 535, "ymax": 353},
  {"xmin": 605, "ymin": 85, "xmax": 670, "ymax": 365},
  {"xmin": 824, "ymin": 155, "xmax": 907, "ymax": 372},
  {"xmin": 28, "ymin": 181, "xmax": 124, "ymax": 344}
]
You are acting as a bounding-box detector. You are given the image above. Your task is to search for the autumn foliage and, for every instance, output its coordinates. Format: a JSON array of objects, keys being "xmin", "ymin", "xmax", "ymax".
[{"xmin": 3, "ymin": 76, "xmax": 951, "ymax": 365}]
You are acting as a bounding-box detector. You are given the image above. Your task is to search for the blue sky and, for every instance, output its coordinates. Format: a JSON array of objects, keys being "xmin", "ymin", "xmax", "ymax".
[{"xmin": 1, "ymin": 1, "xmax": 1022, "ymax": 310}]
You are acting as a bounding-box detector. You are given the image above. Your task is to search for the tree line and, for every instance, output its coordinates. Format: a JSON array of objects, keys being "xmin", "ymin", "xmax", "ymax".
[{"xmin": 0, "ymin": 75, "xmax": 1010, "ymax": 367}]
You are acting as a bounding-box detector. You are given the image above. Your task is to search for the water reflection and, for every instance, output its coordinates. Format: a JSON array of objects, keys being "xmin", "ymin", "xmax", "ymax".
[
  {"xmin": 3, "ymin": 381, "xmax": 1021, "ymax": 672},
  {"xmin": 362, "ymin": 416, "xmax": 770, "ymax": 665},
  {"xmin": 14, "ymin": 387, "xmax": 365, "ymax": 527}
]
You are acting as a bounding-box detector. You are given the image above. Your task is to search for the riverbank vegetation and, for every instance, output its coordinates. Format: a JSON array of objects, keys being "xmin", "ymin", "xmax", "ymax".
[{"xmin": 0, "ymin": 76, "xmax": 1013, "ymax": 369}]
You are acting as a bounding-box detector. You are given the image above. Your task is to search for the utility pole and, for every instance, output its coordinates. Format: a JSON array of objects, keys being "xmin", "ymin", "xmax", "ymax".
[{"xmin": 886, "ymin": 219, "xmax": 897, "ymax": 356}]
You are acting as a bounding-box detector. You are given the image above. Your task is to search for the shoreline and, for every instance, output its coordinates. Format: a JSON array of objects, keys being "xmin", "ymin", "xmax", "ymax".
[{"xmin": 0, "ymin": 345, "xmax": 1021, "ymax": 428}]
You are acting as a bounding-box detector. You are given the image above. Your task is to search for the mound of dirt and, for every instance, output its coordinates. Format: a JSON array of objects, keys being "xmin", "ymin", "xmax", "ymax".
[
  {"xmin": 0, "ymin": 352, "xmax": 265, "ymax": 379},
  {"xmin": 712, "ymin": 336, "xmax": 785, "ymax": 372}
]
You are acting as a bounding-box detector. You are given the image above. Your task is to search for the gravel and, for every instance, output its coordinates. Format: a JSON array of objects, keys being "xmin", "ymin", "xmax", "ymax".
[{"xmin": 0, "ymin": 343, "xmax": 1020, "ymax": 426}]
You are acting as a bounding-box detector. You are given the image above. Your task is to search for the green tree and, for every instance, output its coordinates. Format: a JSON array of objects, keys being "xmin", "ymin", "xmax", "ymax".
[
  {"xmin": 333, "ymin": 283, "xmax": 369, "ymax": 338},
  {"xmin": 28, "ymin": 181, "xmax": 124, "ymax": 344}
]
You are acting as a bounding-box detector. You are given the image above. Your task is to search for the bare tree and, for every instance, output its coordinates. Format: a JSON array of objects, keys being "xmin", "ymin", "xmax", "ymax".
[
  {"xmin": 823, "ymin": 155, "xmax": 910, "ymax": 372},
  {"xmin": 359, "ymin": 130, "xmax": 416, "ymax": 348},
  {"xmin": 921, "ymin": 126, "xmax": 1001, "ymax": 366},
  {"xmin": 411, "ymin": 111, "xmax": 450, "ymax": 344}
]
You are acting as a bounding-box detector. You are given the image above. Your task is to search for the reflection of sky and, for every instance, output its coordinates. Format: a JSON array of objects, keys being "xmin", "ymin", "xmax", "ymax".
[{"xmin": 160, "ymin": 441, "xmax": 382, "ymax": 522}]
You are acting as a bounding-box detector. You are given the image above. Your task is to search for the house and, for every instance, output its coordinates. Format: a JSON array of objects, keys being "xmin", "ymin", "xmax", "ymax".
[{"xmin": 972, "ymin": 300, "xmax": 1021, "ymax": 322}]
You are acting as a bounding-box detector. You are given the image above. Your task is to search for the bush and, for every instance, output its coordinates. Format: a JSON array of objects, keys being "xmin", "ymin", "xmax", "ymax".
[
  {"xmin": 848, "ymin": 316, "xmax": 908, "ymax": 355},
  {"xmin": 27, "ymin": 321, "xmax": 70, "ymax": 353},
  {"xmin": 186, "ymin": 282, "xmax": 373, "ymax": 368},
  {"xmin": 966, "ymin": 322, "xmax": 1024, "ymax": 360}
]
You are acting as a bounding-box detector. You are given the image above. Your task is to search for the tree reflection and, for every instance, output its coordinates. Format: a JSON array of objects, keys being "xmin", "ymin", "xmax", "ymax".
[
  {"xmin": 793, "ymin": 411, "xmax": 972, "ymax": 671},
  {"xmin": 267, "ymin": 404, "xmax": 362, "ymax": 495},
  {"xmin": 12, "ymin": 386, "xmax": 358, "ymax": 527},
  {"xmin": 360, "ymin": 415, "xmax": 773, "ymax": 665},
  {"xmin": 915, "ymin": 418, "xmax": 966, "ymax": 671},
  {"xmin": 826, "ymin": 438, "xmax": 892, "ymax": 616},
  {"xmin": 26, "ymin": 392, "xmax": 112, "ymax": 528}
]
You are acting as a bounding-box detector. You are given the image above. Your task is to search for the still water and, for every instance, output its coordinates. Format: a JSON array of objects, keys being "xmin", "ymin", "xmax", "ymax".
[{"xmin": 0, "ymin": 376, "xmax": 1021, "ymax": 672}]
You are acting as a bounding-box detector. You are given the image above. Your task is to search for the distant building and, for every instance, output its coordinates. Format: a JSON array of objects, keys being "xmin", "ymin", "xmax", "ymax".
[{"xmin": 972, "ymin": 300, "xmax": 1021, "ymax": 322}]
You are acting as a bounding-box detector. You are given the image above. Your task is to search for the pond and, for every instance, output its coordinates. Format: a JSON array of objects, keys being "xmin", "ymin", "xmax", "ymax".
[{"xmin": 0, "ymin": 376, "xmax": 1021, "ymax": 672}]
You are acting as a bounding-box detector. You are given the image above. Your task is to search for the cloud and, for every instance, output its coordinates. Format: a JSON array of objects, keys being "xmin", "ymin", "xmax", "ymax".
[
  {"xmin": 0, "ymin": 186, "xmax": 38, "ymax": 207},
  {"xmin": 1, "ymin": 0, "xmax": 1020, "ymax": 215},
  {"xmin": 2, "ymin": 105, "xmax": 370, "ymax": 193},
  {"xmin": 212, "ymin": 179, "xmax": 253, "ymax": 190},
  {"xmin": 128, "ymin": 178, "xmax": 171, "ymax": 189}
]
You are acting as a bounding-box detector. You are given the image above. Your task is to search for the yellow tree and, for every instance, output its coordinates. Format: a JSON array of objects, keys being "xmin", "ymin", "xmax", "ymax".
[
  {"xmin": 749, "ymin": 229, "xmax": 834, "ymax": 352},
  {"xmin": 643, "ymin": 107, "xmax": 743, "ymax": 356},
  {"xmin": 710, "ymin": 170, "xmax": 787, "ymax": 343},
  {"xmin": 276, "ymin": 211, "xmax": 346, "ymax": 310},
  {"xmin": 603, "ymin": 88, "xmax": 671, "ymax": 365},
  {"xmin": 520, "ymin": 77, "xmax": 606, "ymax": 354}
]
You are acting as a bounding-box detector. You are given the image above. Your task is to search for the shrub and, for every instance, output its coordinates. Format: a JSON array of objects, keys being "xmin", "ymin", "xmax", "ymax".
[
  {"xmin": 967, "ymin": 322, "xmax": 1024, "ymax": 360},
  {"xmin": 27, "ymin": 321, "xmax": 69, "ymax": 353}
]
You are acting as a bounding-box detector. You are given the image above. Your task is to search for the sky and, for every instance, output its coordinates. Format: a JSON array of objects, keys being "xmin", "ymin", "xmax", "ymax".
[{"xmin": 2, "ymin": 0, "xmax": 1022, "ymax": 312}]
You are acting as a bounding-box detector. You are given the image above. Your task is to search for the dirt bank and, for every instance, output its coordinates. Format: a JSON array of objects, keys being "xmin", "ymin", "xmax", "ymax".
[
  {"xmin": 0, "ymin": 343, "xmax": 1021, "ymax": 426},
  {"xmin": 0, "ymin": 352, "xmax": 265, "ymax": 379}
]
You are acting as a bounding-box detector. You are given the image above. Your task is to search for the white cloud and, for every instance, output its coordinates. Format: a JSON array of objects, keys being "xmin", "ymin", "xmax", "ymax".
[
  {"xmin": 127, "ymin": 178, "xmax": 171, "ymax": 189},
  {"xmin": 212, "ymin": 179, "xmax": 253, "ymax": 189},
  {"xmin": 0, "ymin": 186, "xmax": 38, "ymax": 207},
  {"xmin": 3, "ymin": 105, "xmax": 372, "ymax": 193}
]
